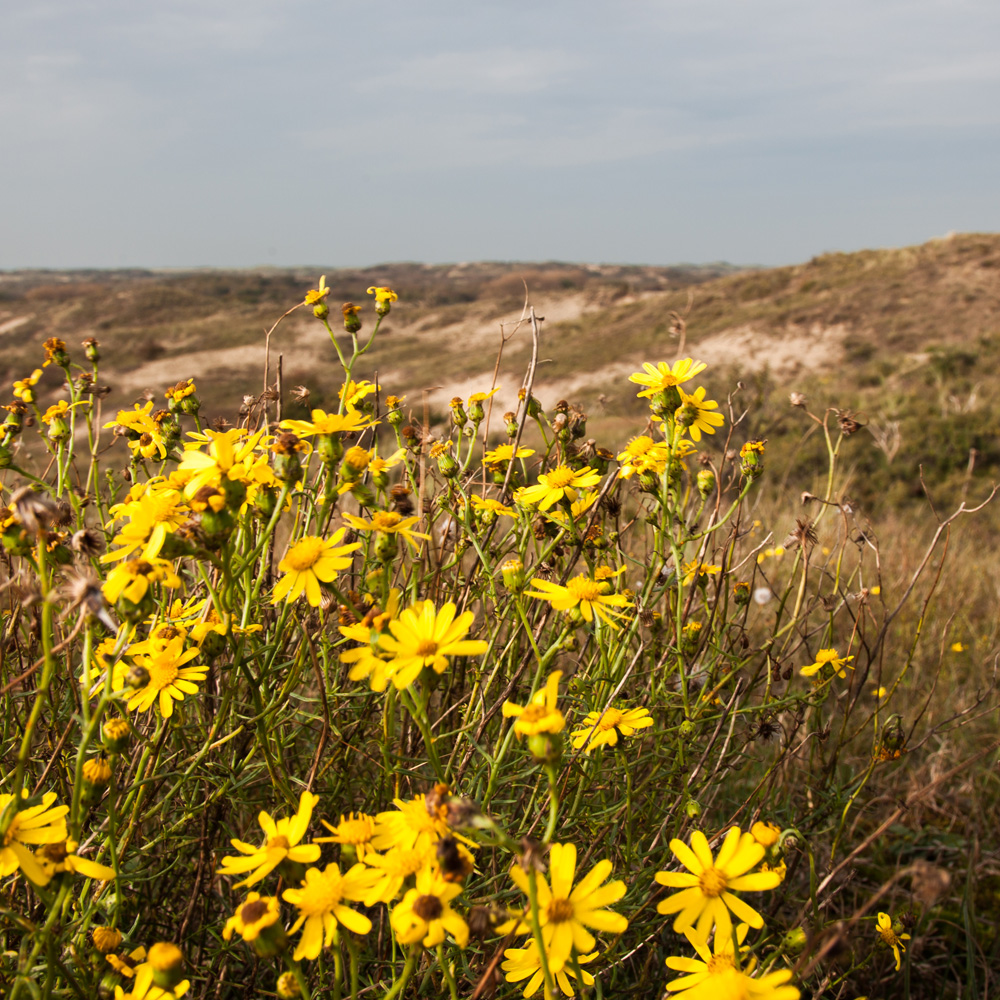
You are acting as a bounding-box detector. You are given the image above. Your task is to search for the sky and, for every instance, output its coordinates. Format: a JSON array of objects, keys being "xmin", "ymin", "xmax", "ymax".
[{"xmin": 4, "ymin": 0, "xmax": 1000, "ymax": 269}]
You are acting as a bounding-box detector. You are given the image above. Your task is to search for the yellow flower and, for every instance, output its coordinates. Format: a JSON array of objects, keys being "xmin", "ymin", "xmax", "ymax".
[
  {"xmin": 222, "ymin": 893, "xmax": 281, "ymax": 943},
  {"xmin": 628, "ymin": 359, "xmax": 707, "ymax": 397},
  {"xmin": 93, "ymin": 926, "xmax": 124, "ymax": 954},
  {"xmin": 217, "ymin": 792, "xmax": 321, "ymax": 887},
  {"xmin": 13, "ymin": 369, "xmax": 43, "ymax": 403},
  {"xmin": 503, "ymin": 942, "xmax": 597, "ymax": 997},
  {"xmin": 484, "ymin": 443, "xmax": 535, "ymax": 465},
  {"xmin": 367, "ymin": 285, "xmax": 398, "ymax": 305},
  {"xmin": 655, "ymin": 827, "xmax": 783, "ymax": 941},
  {"xmin": 675, "ymin": 386, "xmax": 725, "ymax": 442},
  {"xmin": 502, "ymin": 671, "xmax": 565, "ymax": 736},
  {"xmin": 875, "ymin": 911, "xmax": 911, "ymax": 972},
  {"xmin": 749, "ymin": 821, "xmax": 782, "ymax": 850},
  {"xmin": 0, "ymin": 791, "xmax": 70, "ymax": 886},
  {"xmin": 570, "ymin": 705, "xmax": 653, "ymax": 753},
  {"xmin": 665, "ymin": 923, "xmax": 800, "ymax": 999},
  {"xmin": 177, "ymin": 428, "xmax": 264, "ymax": 496},
  {"xmin": 341, "ymin": 510, "xmax": 430, "ymax": 551},
  {"xmin": 271, "ymin": 530, "xmax": 361, "ymax": 607},
  {"xmin": 377, "ymin": 600, "xmax": 488, "ymax": 690},
  {"xmin": 113, "ymin": 962, "xmax": 189, "ymax": 1000},
  {"xmin": 507, "ymin": 842, "xmax": 628, "ymax": 974},
  {"xmin": 40, "ymin": 399, "xmax": 71, "ymax": 424},
  {"xmin": 524, "ymin": 574, "xmax": 632, "ymax": 629},
  {"xmin": 616, "ymin": 435, "xmax": 671, "ymax": 479},
  {"xmin": 362, "ymin": 845, "xmax": 431, "ymax": 904},
  {"xmin": 514, "ymin": 465, "xmax": 602, "ymax": 511},
  {"xmin": 114, "ymin": 636, "xmax": 207, "ymax": 719},
  {"xmin": 42, "ymin": 337, "xmax": 67, "ymax": 366},
  {"xmin": 371, "ymin": 795, "xmax": 454, "ymax": 854},
  {"xmin": 283, "ymin": 863, "xmax": 378, "ymax": 959},
  {"xmin": 101, "ymin": 484, "xmax": 189, "ymax": 563},
  {"xmin": 279, "ymin": 408, "xmax": 377, "ymax": 438},
  {"xmin": 35, "ymin": 838, "xmax": 116, "ymax": 881},
  {"xmin": 304, "ymin": 275, "xmax": 330, "ymax": 305},
  {"xmin": 470, "ymin": 494, "xmax": 515, "ymax": 518},
  {"xmin": 390, "ymin": 867, "xmax": 468, "ymax": 949},
  {"xmin": 680, "ymin": 560, "xmax": 721, "ymax": 587},
  {"xmin": 800, "ymin": 647, "xmax": 854, "ymax": 679},
  {"xmin": 951, "ymin": 641, "xmax": 966, "ymax": 652},
  {"xmin": 315, "ymin": 812, "xmax": 377, "ymax": 859}
]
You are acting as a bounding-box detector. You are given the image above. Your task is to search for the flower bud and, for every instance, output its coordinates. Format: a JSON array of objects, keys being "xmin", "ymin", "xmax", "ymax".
[
  {"xmin": 527, "ymin": 731, "xmax": 562, "ymax": 764},
  {"xmin": 147, "ymin": 942, "xmax": 184, "ymax": 990},
  {"xmin": 91, "ymin": 926, "xmax": 122, "ymax": 954},
  {"xmin": 733, "ymin": 580, "xmax": 751, "ymax": 606},
  {"xmin": 125, "ymin": 664, "xmax": 150, "ymax": 689},
  {"xmin": 696, "ymin": 469, "xmax": 715, "ymax": 498},
  {"xmin": 342, "ymin": 302, "xmax": 362, "ymax": 334},
  {"xmin": 102, "ymin": 718, "xmax": 131, "ymax": 754},
  {"xmin": 277, "ymin": 972, "xmax": 301, "ymax": 998},
  {"xmin": 83, "ymin": 338, "xmax": 101, "ymax": 363},
  {"xmin": 500, "ymin": 558, "xmax": 525, "ymax": 592},
  {"xmin": 685, "ymin": 799, "xmax": 702, "ymax": 819}
]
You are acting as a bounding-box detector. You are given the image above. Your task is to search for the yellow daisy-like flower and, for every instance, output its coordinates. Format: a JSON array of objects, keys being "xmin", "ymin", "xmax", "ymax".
[
  {"xmin": 217, "ymin": 792, "xmax": 321, "ymax": 888},
  {"xmin": 524, "ymin": 574, "xmax": 632, "ymax": 629},
  {"xmin": 370, "ymin": 794, "xmax": 460, "ymax": 854},
  {"xmin": 655, "ymin": 827, "xmax": 783, "ymax": 941},
  {"xmin": 304, "ymin": 275, "xmax": 330, "ymax": 305},
  {"xmin": 222, "ymin": 893, "xmax": 281, "ymax": 943},
  {"xmin": 377, "ymin": 600, "xmax": 489, "ymax": 690},
  {"xmin": 875, "ymin": 911, "xmax": 911, "ymax": 972},
  {"xmin": 0, "ymin": 791, "xmax": 70, "ymax": 886},
  {"xmin": 616, "ymin": 435, "xmax": 671, "ymax": 479},
  {"xmin": 502, "ymin": 940, "xmax": 597, "ymax": 998},
  {"xmin": 315, "ymin": 812, "xmax": 377, "ymax": 860},
  {"xmin": 366, "ymin": 285, "xmax": 398, "ymax": 305},
  {"xmin": 514, "ymin": 465, "xmax": 602, "ymax": 511},
  {"xmin": 680, "ymin": 560, "xmax": 721, "ymax": 587},
  {"xmin": 800, "ymin": 647, "xmax": 854, "ymax": 678},
  {"xmin": 508, "ymin": 842, "xmax": 628, "ymax": 974},
  {"xmin": 282, "ymin": 863, "xmax": 378, "ymax": 960},
  {"xmin": 484, "ymin": 443, "xmax": 536, "ymax": 466},
  {"xmin": 103, "ymin": 558, "xmax": 181, "ymax": 607},
  {"xmin": 628, "ymin": 359, "xmax": 707, "ymax": 398},
  {"xmin": 271, "ymin": 529, "xmax": 360, "ymax": 607},
  {"xmin": 502, "ymin": 671, "xmax": 565, "ymax": 737},
  {"xmin": 750, "ymin": 821, "xmax": 782, "ymax": 850},
  {"xmin": 362, "ymin": 845, "xmax": 432, "ymax": 904},
  {"xmin": 341, "ymin": 510, "xmax": 430, "ymax": 551},
  {"xmin": 115, "ymin": 636, "xmax": 207, "ymax": 720},
  {"xmin": 177, "ymin": 428, "xmax": 264, "ymax": 496},
  {"xmin": 106, "ymin": 946, "xmax": 147, "ymax": 978},
  {"xmin": 470, "ymin": 494, "xmax": 515, "ymax": 518},
  {"xmin": 390, "ymin": 867, "xmax": 469, "ymax": 949},
  {"xmin": 665, "ymin": 924, "xmax": 800, "ymax": 1000},
  {"xmin": 570, "ymin": 705, "xmax": 654, "ymax": 753},
  {"xmin": 278, "ymin": 408, "xmax": 377, "ymax": 438},
  {"xmin": 34, "ymin": 838, "xmax": 116, "ymax": 882},
  {"xmin": 675, "ymin": 386, "xmax": 725, "ymax": 442},
  {"xmin": 40, "ymin": 399, "xmax": 71, "ymax": 425},
  {"xmin": 13, "ymin": 368, "xmax": 43, "ymax": 403},
  {"xmin": 113, "ymin": 963, "xmax": 190, "ymax": 1000}
]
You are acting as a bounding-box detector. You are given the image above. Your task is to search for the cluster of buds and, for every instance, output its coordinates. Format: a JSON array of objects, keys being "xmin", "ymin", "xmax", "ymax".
[{"xmin": 740, "ymin": 439, "xmax": 766, "ymax": 479}]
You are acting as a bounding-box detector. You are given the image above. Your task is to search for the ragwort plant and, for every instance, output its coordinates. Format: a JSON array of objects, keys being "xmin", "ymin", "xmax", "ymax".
[{"xmin": 0, "ymin": 281, "xmax": 996, "ymax": 1000}]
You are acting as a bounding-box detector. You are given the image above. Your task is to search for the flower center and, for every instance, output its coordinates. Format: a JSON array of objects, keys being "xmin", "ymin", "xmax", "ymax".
[
  {"xmin": 267, "ymin": 835, "xmax": 290, "ymax": 852},
  {"xmin": 547, "ymin": 898, "xmax": 575, "ymax": 923},
  {"xmin": 519, "ymin": 705, "xmax": 549, "ymax": 724},
  {"xmin": 371, "ymin": 512, "xmax": 402, "ymax": 531},
  {"xmin": 544, "ymin": 468, "xmax": 576, "ymax": 488},
  {"xmin": 413, "ymin": 894, "xmax": 443, "ymax": 921},
  {"xmin": 699, "ymin": 867, "xmax": 728, "ymax": 897},
  {"xmin": 146, "ymin": 658, "xmax": 179, "ymax": 690},
  {"xmin": 338, "ymin": 818, "xmax": 373, "ymax": 843},
  {"xmin": 705, "ymin": 954, "xmax": 736, "ymax": 975},
  {"xmin": 240, "ymin": 900, "xmax": 270, "ymax": 924},
  {"xmin": 567, "ymin": 577, "xmax": 603, "ymax": 602},
  {"xmin": 299, "ymin": 872, "xmax": 345, "ymax": 916},
  {"xmin": 416, "ymin": 639, "xmax": 438, "ymax": 657},
  {"xmin": 626, "ymin": 436, "xmax": 654, "ymax": 457},
  {"xmin": 597, "ymin": 708, "xmax": 624, "ymax": 731},
  {"xmin": 285, "ymin": 537, "xmax": 324, "ymax": 571}
]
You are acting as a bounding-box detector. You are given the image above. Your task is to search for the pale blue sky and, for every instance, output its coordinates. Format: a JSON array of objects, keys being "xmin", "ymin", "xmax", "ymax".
[{"xmin": 4, "ymin": 0, "xmax": 999, "ymax": 268}]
